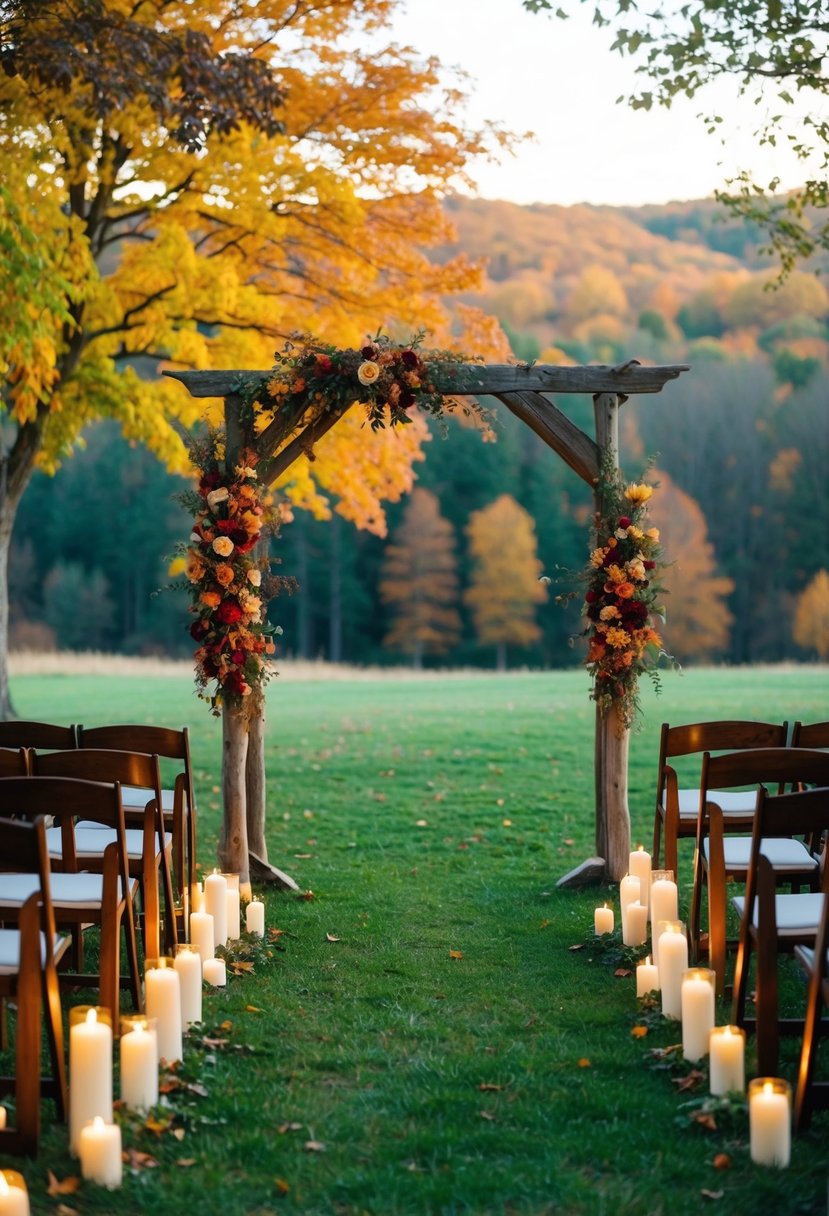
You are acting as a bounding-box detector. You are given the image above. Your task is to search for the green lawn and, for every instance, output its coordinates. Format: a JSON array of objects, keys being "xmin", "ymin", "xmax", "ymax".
[{"xmin": 6, "ymin": 662, "xmax": 829, "ymax": 1215}]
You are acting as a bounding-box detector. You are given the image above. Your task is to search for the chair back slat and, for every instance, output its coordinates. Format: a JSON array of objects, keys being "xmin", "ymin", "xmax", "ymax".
[
  {"xmin": 0, "ymin": 722, "xmax": 77, "ymax": 750},
  {"xmin": 702, "ymin": 747, "xmax": 829, "ymax": 798},
  {"xmin": 792, "ymin": 722, "xmax": 829, "ymax": 750},
  {"xmin": 33, "ymin": 748, "xmax": 161, "ymax": 793},
  {"xmin": 78, "ymin": 724, "xmax": 187, "ymax": 762},
  {"xmin": 0, "ymin": 747, "xmax": 29, "ymax": 777},
  {"xmin": 663, "ymin": 720, "xmax": 788, "ymax": 762},
  {"xmin": 0, "ymin": 774, "xmax": 122, "ymax": 830}
]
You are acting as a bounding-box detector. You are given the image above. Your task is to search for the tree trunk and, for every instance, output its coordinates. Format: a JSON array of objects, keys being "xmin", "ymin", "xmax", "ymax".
[
  {"xmin": 220, "ymin": 699, "xmax": 250, "ymax": 885},
  {"xmin": 594, "ymin": 702, "xmax": 631, "ymax": 880}
]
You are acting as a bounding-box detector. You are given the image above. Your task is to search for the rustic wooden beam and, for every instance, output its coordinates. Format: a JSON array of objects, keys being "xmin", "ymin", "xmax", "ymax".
[
  {"xmin": 163, "ymin": 360, "xmax": 690, "ymax": 400},
  {"xmin": 496, "ymin": 391, "xmax": 599, "ymax": 486},
  {"xmin": 259, "ymin": 403, "xmax": 354, "ymax": 486}
]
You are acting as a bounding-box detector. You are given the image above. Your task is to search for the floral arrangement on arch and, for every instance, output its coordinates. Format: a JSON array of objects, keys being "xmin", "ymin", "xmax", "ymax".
[
  {"xmin": 246, "ymin": 330, "xmax": 485, "ymax": 433},
  {"xmin": 580, "ymin": 454, "xmax": 673, "ymax": 728},
  {"xmin": 175, "ymin": 436, "xmax": 282, "ymax": 713}
]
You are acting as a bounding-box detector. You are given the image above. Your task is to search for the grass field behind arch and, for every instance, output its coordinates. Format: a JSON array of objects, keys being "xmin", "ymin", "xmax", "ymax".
[{"xmin": 5, "ymin": 660, "xmax": 829, "ymax": 1215}]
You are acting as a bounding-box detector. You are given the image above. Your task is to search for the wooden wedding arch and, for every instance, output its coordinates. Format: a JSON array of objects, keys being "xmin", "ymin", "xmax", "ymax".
[{"xmin": 167, "ymin": 359, "xmax": 689, "ymax": 887}]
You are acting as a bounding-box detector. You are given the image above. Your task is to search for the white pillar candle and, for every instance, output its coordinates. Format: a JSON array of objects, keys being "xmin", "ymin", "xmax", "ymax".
[
  {"xmin": 144, "ymin": 959, "xmax": 183, "ymax": 1065},
  {"xmin": 636, "ymin": 955, "xmax": 659, "ymax": 997},
  {"xmin": 190, "ymin": 882, "xmax": 204, "ymax": 915},
  {"xmin": 79, "ymin": 1116, "xmax": 122, "ymax": 1189},
  {"xmin": 709, "ymin": 1025, "xmax": 746, "ymax": 1096},
  {"xmin": 749, "ymin": 1078, "xmax": 791, "ymax": 1168},
  {"xmin": 246, "ymin": 899, "xmax": 265, "ymax": 937},
  {"xmin": 189, "ymin": 910, "xmax": 215, "ymax": 965},
  {"xmin": 629, "ymin": 847, "xmax": 652, "ymax": 916},
  {"xmin": 203, "ymin": 957, "xmax": 227, "ymax": 987},
  {"xmin": 175, "ymin": 945, "xmax": 203, "ymax": 1026},
  {"xmin": 119, "ymin": 1017, "xmax": 158, "ymax": 1112},
  {"xmin": 650, "ymin": 873, "xmax": 679, "ymax": 964},
  {"xmin": 0, "ymin": 1171, "xmax": 30, "ymax": 1216},
  {"xmin": 225, "ymin": 885, "xmax": 241, "ymax": 941},
  {"xmin": 680, "ymin": 968, "xmax": 716, "ymax": 1061},
  {"xmin": 69, "ymin": 1007, "xmax": 112, "ymax": 1155},
  {"xmin": 0, "ymin": 1107, "xmax": 6, "ymax": 1129},
  {"xmin": 204, "ymin": 871, "xmax": 228, "ymax": 948},
  {"xmin": 658, "ymin": 922, "xmax": 688, "ymax": 1019},
  {"xmin": 623, "ymin": 901, "xmax": 648, "ymax": 947},
  {"xmin": 619, "ymin": 874, "xmax": 641, "ymax": 941}
]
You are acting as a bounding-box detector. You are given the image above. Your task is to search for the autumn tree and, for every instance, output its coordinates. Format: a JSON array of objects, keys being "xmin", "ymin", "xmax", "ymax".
[
  {"xmin": 379, "ymin": 488, "xmax": 461, "ymax": 668},
  {"xmin": 0, "ymin": 0, "xmax": 507, "ymax": 716},
  {"xmin": 524, "ymin": 0, "xmax": 829, "ymax": 274},
  {"xmin": 793, "ymin": 570, "xmax": 829, "ymax": 659},
  {"xmin": 464, "ymin": 495, "xmax": 547, "ymax": 671},
  {"xmin": 647, "ymin": 470, "xmax": 734, "ymax": 662}
]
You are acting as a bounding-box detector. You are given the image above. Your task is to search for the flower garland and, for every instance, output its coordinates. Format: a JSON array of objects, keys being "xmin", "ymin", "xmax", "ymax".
[
  {"xmin": 177, "ymin": 437, "xmax": 281, "ymax": 714},
  {"xmin": 581, "ymin": 454, "xmax": 673, "ymax": 728},
  {"xmin": 246, "ymin": 330, "xmax": 483, "ymax": 432}
]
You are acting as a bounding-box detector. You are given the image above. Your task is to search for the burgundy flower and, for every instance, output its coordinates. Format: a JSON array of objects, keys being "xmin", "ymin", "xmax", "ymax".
[
  {"xmin": 190, "ymin": 619, "xmax": 210, "ymax": 642},
  {"xmin": 585, "ymin": 590, "xmax": 599, "ymax": 604},
  {"xmin": 618, "ymin": 516, "xmax": 631, "ymax": 528},
  {"xmin": 216, "ymin": 600, "xmax": 243, "ymax": 625},
  {"xmin": 199, "ymin": 470, "xmax": 221, "ymax": 493},
  {"xmin": 643, "ymin": 560, "xmax": 656, "ymax": 570},
  {"xmin": 316, "ymin": 354, "xmax": 333, "ymax": 373},
  {"xmin": 401, "ymin": 350, "xmax": 419, "ymax": 368},
  {"xmin": 231, "ymin": 649, "xmax": 246, "ymax": 665},
  {"xmin": 601, "ymin": 549, "xmax": 617, "ymax": 568},
  {"xmin": 361, "ymin": 345, "xmax": 376, "ymax": 359}
]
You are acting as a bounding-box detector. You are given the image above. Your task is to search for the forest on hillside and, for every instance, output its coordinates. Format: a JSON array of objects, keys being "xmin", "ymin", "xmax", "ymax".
[{"xmin": 10, "ymin": 196, "xmax": 829, "ymax": 670}]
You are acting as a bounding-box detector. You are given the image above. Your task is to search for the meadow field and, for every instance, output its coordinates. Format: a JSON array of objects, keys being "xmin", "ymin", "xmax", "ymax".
[{"xmin": 6, "ymin": 659, "xmax": 829, "ymax": 1215}]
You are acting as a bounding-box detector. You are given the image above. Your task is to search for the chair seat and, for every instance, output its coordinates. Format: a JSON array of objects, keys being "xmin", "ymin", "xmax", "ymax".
[
  {"xmin": 703, "ymin": 835, "xmax": 818, "ymax": 870},
  {"xmin": 0, "ymin": 872, "xmax": 125, "ymax": 907},
  {"xmin": 733, "ymin": 891, "xmax": 825, "ymax": 934},
  {"xmin": 0, "ymin": 928, "xmax": 69, "ymax": 972},
  {"xmin": 669, "ymin": 788, "xmax": 759, "ymax": 820},
  {"xmin": 49, "ymin": 826, "xmax": 172, "ymax": 860},
  {"xmin": 120, "ymin": 786, "xmax": 176, "ymax": 813}
]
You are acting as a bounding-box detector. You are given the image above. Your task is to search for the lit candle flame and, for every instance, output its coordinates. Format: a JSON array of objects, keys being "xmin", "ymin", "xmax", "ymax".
[
  {"xmin": 0, "ymin": 1173, "xmax": 8, "ymax": 1196},
  {"xmin": 86, "ymin": 1007, "xmax": 97, "ymax": 1025}
]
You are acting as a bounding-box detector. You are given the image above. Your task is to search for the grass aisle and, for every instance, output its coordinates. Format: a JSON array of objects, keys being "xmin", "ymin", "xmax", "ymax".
[{"xmin": 7, "ymin": 663, "xmax": 829, "ymax": 1214}]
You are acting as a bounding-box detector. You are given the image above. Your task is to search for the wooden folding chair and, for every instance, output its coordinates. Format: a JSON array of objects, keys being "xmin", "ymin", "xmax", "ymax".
[
  {"xmin": 792, "ymin": 721, "xmax": 829, "ymax": 752},
  {"xmin": 0, "ymin": 816, "xmax": 69, "ymax": 1155},
  {"xmin": 794, "ymin": 863, "xmax": 829, "ymax": 1130},
  {"xmin": 0, "ymin": 749, "xmax": 29, "ymax": 778},
  {"xmin": 31, "ymin": 749, "xmax": 166, "ymax": 958},
  {"xmin": 690, "ymin": 748, "xmax": 829, "ymax": 993},
  {"xmin": 0, "ymin": 776, "xmax": 141, "ymax": 1022},
  {"xmin": 731, "ymin": 784, "xmax": 829, "ymax": 1075},
  {"xmin": 0, "ymin": 722, "xmax": 77, "ymax": 750},
  {"xmin": 77, "ymin": 725, "xmax": 197, "ymax": 938},
  {"xmin": 651, "ymin": 720, "xmax": 789, "ymax": 879}
]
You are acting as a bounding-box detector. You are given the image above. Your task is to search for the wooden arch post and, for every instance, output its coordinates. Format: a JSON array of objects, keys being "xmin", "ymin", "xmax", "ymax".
[{"xmin": 167, "ymin": 359, "xmax": 688, "ymax": 888}]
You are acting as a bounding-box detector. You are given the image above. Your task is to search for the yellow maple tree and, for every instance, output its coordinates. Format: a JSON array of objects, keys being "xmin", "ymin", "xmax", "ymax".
[
  {"xmin": 0, "ymin": 0, "xmax": 510, "ymax": 711},
  {"xmin": 793, "ymin": 570, "xmax": 829, "ymax": 660},
  {"xmin": 464, "ymin": 494, "xmax": 547, "ymax": 670}
]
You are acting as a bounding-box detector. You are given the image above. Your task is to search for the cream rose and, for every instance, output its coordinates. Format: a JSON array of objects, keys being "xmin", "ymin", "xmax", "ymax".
[
  {"xmin": 247, "ymin": 568, "xmax": 262, "ymax": 587},
  {"xmin": 357, "ymin": 360, "xmax": 380, "ymax": 386},
  {"xmin": 207, "ymin": 486, "xmax": 229, "ymax": 510},
  {"xmin": 212, "ymin": 536, "xmax": 234, "ymax": 557}
]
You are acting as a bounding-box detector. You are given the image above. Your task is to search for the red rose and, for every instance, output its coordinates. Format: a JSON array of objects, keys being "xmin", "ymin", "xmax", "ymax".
[
  {"xmin": 231, "ymin": 650, "xmax": 246, "ymax": 665},
  {"xmin": 643, "ymin": 560, "xmax": 656, "ymax": 570},
  {"xmin": 190, "ymin": 619, "xmax": 210, "ymax": 641},
  {"xmin": 316, "ymin": 354, "xmax": 333, "ymax": 372},
  {"xmin": 216, "ymin": 600, "xmax": 243, "ymax": 625},
  {"xmin": 618, "ymin": 516, "xmax": 631, "ymax": 528},
  {"xmin": 585, "ymin": 590, "xmax": 599, "ymax": 603}
]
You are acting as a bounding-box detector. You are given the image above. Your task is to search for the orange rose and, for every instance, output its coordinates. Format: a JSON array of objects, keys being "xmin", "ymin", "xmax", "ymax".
[
  {"xmin": 614, "ymin": 582, "xmax": 636, "ymax": 599},
  {"xmin": 201, "ymin": 591, "xmax": 221, "ymax": 608},
  {"xmin": 215, "ymin": 563, "xmax": 235, "ymax": 587}
]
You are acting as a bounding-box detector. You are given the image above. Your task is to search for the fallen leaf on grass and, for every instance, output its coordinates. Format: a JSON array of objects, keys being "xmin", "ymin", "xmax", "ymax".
[
  {"xmin": 220, "ymin": 1020, "xmax": 233, "ymax": 1032},
  {"xmin": 123, "ymin": 1148, "xmax": 159, "ymax": 1169},
  {"xmin": 201, "ymin": 1036, "xmax": 230, "ymax": 1050},
  {"xmin": 172, "ymin": 1128, "xmax": 186, "ymax": 1141},
  {"xmin": 501, "ymin": 817, "xmax": 511, "ymax": 825},
  {"xmin": 648, "ymin": 1043, "xmax": 682, "ymax": 1060},
  {"xmin": 691, "ymin": 1111, "xmax": 718, "ymax": 1131},
  {"xmin": 479, "ymin": 1083, "xmax": 504, "ymax": 1092},
  {"xmin": 47, "ymin": 1171, "xmax": 80, "ymax": 1197},
  {"xmin": 614, "ymin": 967, "xmax": 632, "ymax": 978},
  {"xmin": 304, "ymin": 1140, "xmax": 326, "ymax": 1153},
  {"xmin": 275, "ymin": 1178, "xmax": 291, "ymax": 1196},
  {"xmin": 479, "ymin": 1110, "xmax": 496, "ymax": 1121},
  {"xmin": 230, "ymin": 960, "xmax": 255, "ymax": 975},
  {"xmin": 631, "ymin": 1025, "xmax": 649, "ymax": 1039},
  {"xmin": 297, "ymin": 890, "xmax": 315, "ymax": 901},
  {"xmin": 144, "ymin": 1113, "xmax": 173, "ymax": 1135},
  {"xmin": 278, "ymin": 1122, "xmax": 304, "ymax": 1134},
  {"xmin": 701, "ymin": 1189, "xmax": 724, "ymax": 1201},
  {"xmin": 577, "ymin": 1058, "xmax": 591, "ymax": 1068},
  {"xmin": 712, "ymin": 1153, "xmax": 731, "ymax": 1170},
  {"xmin": 176, "ymin": 1158, "xmax": 197, "ymax": 1168},
  {"xmin": 55, "ymin": 1206, "xmax": 80, "ymax": 1216},
  {"xmin": 568, "ymin": 943, "xmax": 585, "ymax": 952},
  {"xmin": 326, "ymin": 933, "xmax": 340, "ymax": 943},
  {"xmin": 539, "ymin": 919, "xmax": 551, "ymax": 929},
  {"xmin": 293, "ymin": 853, "xmax": 313, "ymax": 859},
  {"xmin": 415, "ymin": 819, "xmax": 429, "ymax": 827},
  {"xmin": 673, "ymin": 1070, "xmax": 705, "ymax": 1093},
  {"xmin": 449, "ymin": 949, "xmax": 464, "ymax": 960},
  {"xmin": 246, "ymin": 1004, "xmax": 263, "ymax": 1013},
  {"xmin": 268, "ymin": 928, "xmax": 286, "ymax": 941}
]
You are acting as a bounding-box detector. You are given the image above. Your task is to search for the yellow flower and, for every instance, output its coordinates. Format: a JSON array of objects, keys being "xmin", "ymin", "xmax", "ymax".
[
  {"xmin": 185, "ymin": 553, "xmax": 206, "ymax": 583},
  {"xmin": 590, "ymin": 548, "xmax": 607, "ymax": 568},
  {"xmin": 605, "ymin": 627, "xmax": 630, "ymax": 649},
  {"xmin": 628, "ymin": 525, "xmax": 644, "ymax": 540},
  {"xmin": 626, "ymin": 559, "xmax": 646, "ymax": 581},
  {"xmin": 605, "ymin": 564, "xmax": 626, "ymax": 583},
  {"xmin": 357, "ymin": 360, "xmax": 381, "ymax": 386},
  {"xmin": 625, "ymin": 483, "xmax": 653, "ymax": 505},
  {"xmin": 168, "ymin": 556, "xmax": 187, "ymax": 578},
  {"xmin": 646, "ymin": 527, "xmax": 660, "ymax": 541},
  {"xmin": 212, "ymin": 536, "xmax": 234, "ymax": 557},
  {"xmin": 235, "ymin": 465, "xmax": 257, "ymax": 479},
  {"xmin": 599, "ymin": 606, "xmax": 620, "ymax": 621}
]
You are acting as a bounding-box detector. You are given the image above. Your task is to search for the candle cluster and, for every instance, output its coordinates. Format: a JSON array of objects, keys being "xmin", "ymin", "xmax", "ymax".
[
  {"xmin": 591, "ymin": 849, "xmax": 791, "ymax": 1169},
  {"xmin": 65, "ymin": 875, "xmax": 267, "ymax": 1191}
]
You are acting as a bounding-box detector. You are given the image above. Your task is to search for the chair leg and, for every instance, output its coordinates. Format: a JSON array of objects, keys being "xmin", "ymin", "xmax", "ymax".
[
  {"xmin": 731, "ymin": 928, "xmax": 752, "ymax": 1029},
  {"xmin": 755, "ymin": 860, "xmax": 780, "ymax": 1076},
  {"xmin": 794, "ymin": 971, "xmax": 824, "ymax": 1130},
  {"xmin": 15, "ymin": 899, "xmax": 42, "ymax": 1154},
  {"xmin": 652, "ymin": 812, "xmax": 662, "ymax": 869},
  {"xmin": 689, "ymin": 850, "xmax": 704, "ymax": 964}
]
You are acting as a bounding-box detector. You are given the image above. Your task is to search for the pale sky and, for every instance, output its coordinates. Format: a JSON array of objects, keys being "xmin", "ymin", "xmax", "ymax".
[{"xmin": 386, "ymin": 0, "xmax": 816, "ymax": 207}]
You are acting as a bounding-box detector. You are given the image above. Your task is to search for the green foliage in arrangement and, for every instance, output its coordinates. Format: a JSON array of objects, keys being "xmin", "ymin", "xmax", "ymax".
[{"xmin": 5, "ymin": 664, "xmax": 829, "ymax": 1214}]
